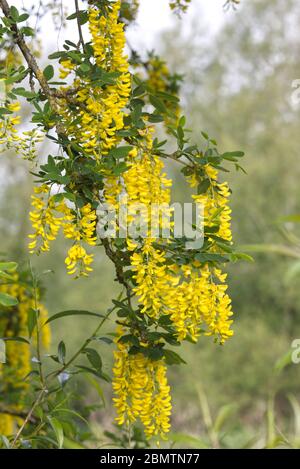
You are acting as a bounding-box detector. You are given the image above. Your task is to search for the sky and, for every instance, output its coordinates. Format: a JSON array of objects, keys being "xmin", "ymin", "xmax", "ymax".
[
  {"xmin": 11, "ymin": 0, "xmax": 229, "ymax": 52},
  {"xmin": 127, "ymin": 0, "xmax": 226, "ymax": 50}
]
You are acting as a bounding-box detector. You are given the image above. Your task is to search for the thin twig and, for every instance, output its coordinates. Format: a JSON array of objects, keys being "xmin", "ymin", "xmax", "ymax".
[
  {"xmin": 11, "ymin": 389, "xmax": 46, "ymax": 448},
  {"xmin": 74, "ymin": 0, "xmax": 85, "ymax": 50},
  {"xmin": 101, "ymin": 239, "xmax": 132, "ymax": 305},
  {"xmin": 0, "ymin": 0, "xmax": 56, "ymax": 107}
]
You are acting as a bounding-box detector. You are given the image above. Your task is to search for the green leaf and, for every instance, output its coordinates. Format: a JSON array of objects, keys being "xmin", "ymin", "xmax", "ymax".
[
  {"xmin": 52, "ymin": 408, "xmax": 88, "ymax": 425},
  {"xmin": 48, "ymin": 51, "xmax": 65, "ymax": 60},
  {"xmin": 197, "ymin": 179, "xmax": 210, "ymax": 194},
  {"xmin": 43, "ymin": 65, "xmax": 54, "ymax": 81},
  {"xmin": 79, "ymin": 62, "xmax": 90, "ymax": 72},
  {"xmin": 44, "ymin": 310, "xmax": 104, "ymax": 325},
  {"xmin": 17, "ymin": 13, "xmax": 29, "ymax": 23},
  {"xmin": 158, "ymin": 315, "xmax": 173, "ymax": 327},
  {"xmin": 118, "ymin": 334, "xmax": 139, "ymax": 346},
  {"xmin": 0, "ymin": 107, "xmax": 12, "ymax": 117},
  {"xmin": 27, "ymin": 308, "xmax": 37, "ymax": 338},
  {"xmin": 230, "ymin": 252, "xmax": 254, "ymax": 262},
  {"xmin": 0, "ymin": 292, "xmax": 18, "ymax": 307},
  {"xmin": 179, "ymin": 115, "xmax": 186, "ymax": 127},
  {"xmin": 108, "ymin": 146, "xmax": 133, "ymax": 159},
  {"xmin": 113, "ymin": 161, "xmax": 128, "ymax": 176},
  {"xmin": 133, "ymin": 83, "xmax": 146, "ymax": 97},
  {"xmin": 21, "ymin": 26, "xmax": 35, "ymax": 37},
  {"xmin": 146, "ymin": 347, "xmax": 164, "ymax": 361},
  {"xmin": 0, "ymin": 261, "xmax": 17, "ymax": 272},
  {"xmin": 76, "ymin": 365, "xmax": 111, "ymax": 382},
  {"xmin": 58, "ymin": 341, "xmax": 66, "ymax": 364},
  {"xmin": 221, "ymin": 151, "xmax": 244, "ymax": 159},
  {"xmin": 164, "ymin": 349, "xmax": 186, "ymax": 365},
  {"xmin": 66, "ymin": 10, "xmax": 88, "ymax": 25},
  {"xmin": 0, "ymin": 336, "xmax": 30, "ymax": 344},
  {"xmin": 148, "ymin": 113, "xmax": 164, "ymax": 123},
  {"xmin": 156, "ymin": 91, "xmax": 179, "ymax": 103},
  {"xmin": 9, "ymin": 6, "xmax": 19, "ymax": 22},
  {"xmin": 195, "ymin": 253, "xmax": 228, "ymax": 263},
  {"xmin": 47, "ymin": 416, "xmax": 64, "ymax": 449},
  {"xmin": 84, "ymin": 348, "xmax": 102, "ymax": 371},
  {"xmin": 0, "ymin": 270, "xmax": 15, "ymax": 281},
  {"xmin": 91, "ymin": 336, "xmax": 113, "ymax": 345},
  {"xmin": 149, "ymin": 94, "xmax": 167, "ymax": 114},
  {"xmin": 12, "ymin": 87, "xmax": 36, "ymax": 99}
]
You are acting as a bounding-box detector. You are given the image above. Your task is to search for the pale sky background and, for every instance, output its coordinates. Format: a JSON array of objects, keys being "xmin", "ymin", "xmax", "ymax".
[
  {"xmin": 126, "ymin": 0, "xmax": 227, "ymax": 49},
  {"xmin": 11, "ymin": 0, "xmax": 233, "ymax": 52}
]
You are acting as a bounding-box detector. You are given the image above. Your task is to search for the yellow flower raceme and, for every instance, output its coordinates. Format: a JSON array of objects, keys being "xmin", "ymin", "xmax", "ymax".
[
  {"xmin": 59, "ymin": 59, "xmax": 75, "ymax": 79},
  {"xmin": 125, "ymin": 152, "xmax": 233, "ymax": 343},
  {"xmin": 131, "ymin": 246, "xmax": 233, "ymax": 343},
  {"xmin": 59, "ymin": 1, "xmax": 131, "ymax": 156},
  {"xmin": 0, "ymin": 101, "xmax": 44, "ymax": 160},
  {"xmin": 65, "ymin": 244, "xmax": 94, "ymax": 277},
  {"xmin": 130, "ymin": 239, "xmax": 170, "ymax": 318},
  {"xmin": 112, "ymin": 328, "xmax": 172, "ymax": 439},
  {"xmin": 166, "ymin": 265, "xmax": 233, "ymax": 343},
  {"xmin": 28, "ymin": 185, "xmax": 65, "ymax": 253},
  {"xmin": 29, "ymin": 185, "xmax": 97, "ymax": 277},
  {"xmin": 190, "ymin": 164, "xmax": 232, "ymax": 242},
  {"xmin": 63, "ymin": 203, "xmax": 97, "ymax": 276}
]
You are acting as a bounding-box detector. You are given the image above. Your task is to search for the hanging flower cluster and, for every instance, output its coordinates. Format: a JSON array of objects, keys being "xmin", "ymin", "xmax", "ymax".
[
  {"xmin": 58, "ymin": 2, "xmax": 131, "ymax": 156},
  {"xmin": 29, "ymin": 184, "xmax": 97, "ymax": 277},
  {"xmin": 0, "ymin": 101, "xmax": 43, "ymax": 161},
  {"xmin": 189, "ymin": 164, "xmax": 232, "ymax": 242},
  {"xmin": 5, "ymin": 0, "xmax": 245, "ymax": 443},
  {"xmin": 107, "ymin": 127, "xmax": 234, "ymax": 437},
  {"xmin": 113, "ymin": 327, "xmax": 171, "ymax": 440},
  {"xmin": 124, "ymin": 154, "xmax": 234, "ymax": 344},
  {"xmin": 0, "ymin": 272, "xmax": 50, "ymax": 436}
]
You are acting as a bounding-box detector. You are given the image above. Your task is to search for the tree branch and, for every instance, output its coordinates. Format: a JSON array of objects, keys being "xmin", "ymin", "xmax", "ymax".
[
  {"xmin": 0, "ymin": 0, "xmax": 57, "ymax": 108},
  {"xmin": 101, "ymin": 238, "xmax": 132, "ymax": 304},
  {"xmin": 11, "ymin": 389, "xmax": 46, "ymax": 448}
]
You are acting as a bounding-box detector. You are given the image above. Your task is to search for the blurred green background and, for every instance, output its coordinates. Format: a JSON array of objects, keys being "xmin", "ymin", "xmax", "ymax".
[{"xmin": 1, "ymin": 0, "xmax": 300, "ymax": 448}]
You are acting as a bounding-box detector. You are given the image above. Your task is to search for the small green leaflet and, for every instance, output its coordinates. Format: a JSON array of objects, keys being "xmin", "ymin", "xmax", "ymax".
[
  {"xmin": 44, "ymin": 310, "xmax": 105, "ymax": 325},
  {"xmin": 0, "ymin": 292, "xmax": 18, "ymax": 307}
]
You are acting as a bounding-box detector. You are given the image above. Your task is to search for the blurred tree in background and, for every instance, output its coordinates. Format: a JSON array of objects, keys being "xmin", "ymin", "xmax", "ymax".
[
  {"xmin": 157, "ymin": 0, "xmax": 300, "ymax": 442},
  {"xmin": 162, "ymin": 0, "xmax": 300, "ymax": 330}
]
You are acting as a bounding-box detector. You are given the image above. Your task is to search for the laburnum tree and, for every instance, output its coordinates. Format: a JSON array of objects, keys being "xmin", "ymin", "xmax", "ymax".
[{"xmin": 0, "ymin": 0, "xmax": 246, "ymax": 448}]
